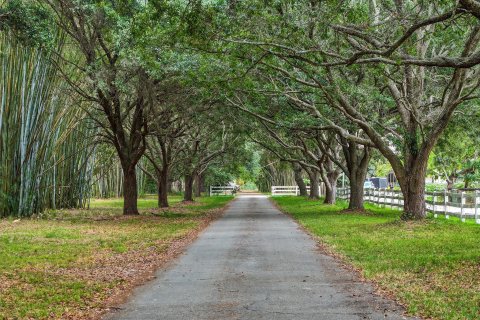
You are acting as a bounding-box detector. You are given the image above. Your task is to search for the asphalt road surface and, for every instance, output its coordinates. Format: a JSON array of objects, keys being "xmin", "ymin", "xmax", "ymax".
[{"xmin": 106, "ymin": 194, "xmax": 413, "ymax": 320}]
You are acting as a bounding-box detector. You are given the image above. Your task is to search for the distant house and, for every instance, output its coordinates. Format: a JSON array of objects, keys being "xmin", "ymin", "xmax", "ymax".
[
  {"xmin": 368, "ymin": 177, "xmax": 388, "ymax": 189},
  {"xmin": 387, "ymin": 171, "xmax": 397, "ymax": 188}
]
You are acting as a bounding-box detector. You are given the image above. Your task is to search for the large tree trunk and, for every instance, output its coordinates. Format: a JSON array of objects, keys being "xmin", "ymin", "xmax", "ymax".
[
  {"xmin": 346, "ymin": 146, "xmax": 370, "ymax": 210},
  {"xmin": 402, "ymin": 181, "xmax": 426, "ymax": 220},
  {"xmin": 293, "ymin": 163, "xmax": 308, "ymax": 196},
  {"xmin": 308, "ymin": 170, "xmax": 320, "ymax": 199},
  {"xmin": 324, "ymin": 177, "xmax": 337, "ymax": 204},
  {"xmin": 398, "ymin": 160, "xmax": 428, "ymax": 220},
  {"xmin": 157, "ymin": 169, "xmax": 169, "ymax": 208},
  {"xmin": 194, "ymin": 173, "xmax": 202, "ymax": 197},
  {"xmin": 348, "ymin": 175, "xmax": 365, "ymax": 209},
  {"xmin": 184, "ymin": 174, "xmax": 194, "ymax": 202},
  {"xmin": 123, "ymin": 166, "xmax": 139, "ymax": 215},
  {"xmin": 320, "ymin": 157, "xmax": 341, "ymax": 205}
]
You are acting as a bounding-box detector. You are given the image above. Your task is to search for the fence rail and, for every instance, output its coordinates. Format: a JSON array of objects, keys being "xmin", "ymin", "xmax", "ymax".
[
  {"xmin": 209, "ymin": 186, "xmax": 236, "ymax": 196},
  {"xmin": 337, "ymin": 188, "xmax": 480, "ymax": 223},
  {"xmin": 273, "ymin": 185, "xmax": 480, "ymax": 223},
  {"xmin": 271, "ymin": 185, "xmax": 325, "ymax": 197}
]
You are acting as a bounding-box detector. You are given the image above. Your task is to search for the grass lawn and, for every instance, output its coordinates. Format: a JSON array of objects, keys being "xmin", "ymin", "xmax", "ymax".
[
  {"xmin": 0, "ymin": 195, "xmax": 232, "ymax": 319},
  {"xmin": 273, "ymin": 196, "xmax": 480, "ymax": 320},
  {"xmin": 87, "ymin": 194, "xmax": 184, "ymax": 210}
]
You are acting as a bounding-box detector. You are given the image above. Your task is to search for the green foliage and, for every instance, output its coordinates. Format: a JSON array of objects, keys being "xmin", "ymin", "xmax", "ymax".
[
  {"xmin": 429, "ymin": 105, "xmax": 480, "ymax": 187},
  {"xmin": 368, "ymin": 152, "xmax": 392, "ymax": 178},
  {"xmin": 0, "ymin": 0, "xmax": 55, "ymax": 46},
  {"xmin": 204, "ymin": 166, "xmax": 234, "ymax": 187}
]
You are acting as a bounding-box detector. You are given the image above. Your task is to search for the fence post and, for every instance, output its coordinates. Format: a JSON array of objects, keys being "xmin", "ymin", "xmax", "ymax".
[
  {"xmin": 461, "ymin": 191, "xmax": 465, "ymax": 222},
  {"xmin": 397, "ymin": 190, "xmax": 401, "ymax": 210},
  {"xmin": 444, "ymin": 190, "xmax": 449, "ymax": 219},
  {"xmin": 388, "ymin": 189, "xmax": 394, "ymax": 210},
  {"xmin": 209, "ymin": 186, "xmax": 212, "ymax": 197},
  {"xmin": 475, "ymin": 191, "xmax": 479, "ymax": 224},
  {"xmin": 382, "ymin": 189, "xmax": 385, "ymax": 207},
  {"xmin": 433, "ymin": 192, "xmax": 437, "ymax": 218}
]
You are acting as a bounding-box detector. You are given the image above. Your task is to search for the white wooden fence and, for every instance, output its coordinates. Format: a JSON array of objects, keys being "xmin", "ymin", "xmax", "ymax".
[
  {"xmin": 209, "ymin": 186, "xmax": 236, "ymax": 196},
  {"xmin": 271, "ymin": 184, "xmax": 326, "ymax": 197},
  {"xmin": 337, "ymin": 188, "xmax": 480, "ymax": 223}
]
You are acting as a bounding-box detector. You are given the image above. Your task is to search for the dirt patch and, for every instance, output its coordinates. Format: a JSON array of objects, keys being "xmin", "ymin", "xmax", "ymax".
[{"xmin": 177, "ymin": 200, "xmax": 202, "ymax": 207}]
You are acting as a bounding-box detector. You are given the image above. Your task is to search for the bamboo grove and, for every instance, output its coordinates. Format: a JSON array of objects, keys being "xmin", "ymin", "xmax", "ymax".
[{"xmin": 0, "ymin": 33, "xmax": 96, "ymax": 217}]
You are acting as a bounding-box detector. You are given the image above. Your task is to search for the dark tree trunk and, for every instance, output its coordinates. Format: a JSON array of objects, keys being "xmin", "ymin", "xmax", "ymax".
[
  {"xmin": 348, "ymin": 174, "xmax": 365, "ymax": 210},
  {"xmin": 293, "ymin": 163, "xmax": 308, "ymax": 196},
  {"xmin": 194, "ymin": 173, "xmax": 202, "ymax": 197},
  {"xmin": 184, "ymin": 174, "xmax": 194, "ymax": 201},
  {"xmin": 319, "ymin": 157, "xmax": 341, "ymax": 205},
  {"xmin": 345, "ymin": 145, "xmax": 371, "ymax": 210},
  {"xmin": 402, "ymin": 181, "xmax": 426, "ymax": 220},
  {"xmin": 446, "ymin": 174, "xmax": 456, "ymax": 190},
  {"xmin": 398, "ymin": 159, "xmax": 428, "ymax": 220},
  {"xmin": 323, "ymin": 175, "xmax": 337, "ymax": 204},
  {"xmin": 123, "ymin": 166, "xmax": 139, "ymax": 215},
  {"xmin": 199, "ymin": 173, "xmax": 206, "ymax": 193},
  {"xmin": 157, "ymin": 169, "xmax": 169, "ymax": 208},
  {"xmin": 308, "ymin": 170, "xmax": 320, "ymax": 199}
]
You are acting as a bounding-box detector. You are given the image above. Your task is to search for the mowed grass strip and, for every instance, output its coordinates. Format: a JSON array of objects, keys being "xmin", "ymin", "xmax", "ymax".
[
  {"xmin": 0, "ymin": 196, "xmax": 232, "ymax": 319},
  {"xmin": 273, "ymin": 196, "xmax": 480, "ymax": 320}
]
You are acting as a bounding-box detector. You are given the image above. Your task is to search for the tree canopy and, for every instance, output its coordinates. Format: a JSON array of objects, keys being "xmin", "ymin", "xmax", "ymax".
[{"xmin": 0, "ymin": 0, "xmax": 479, "ymax": 220}]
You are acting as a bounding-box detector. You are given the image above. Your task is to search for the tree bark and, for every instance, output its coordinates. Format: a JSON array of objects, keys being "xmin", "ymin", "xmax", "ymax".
[
  {"xmin": 323, "ymin": 173, "xmax": 338, "ymax": 204},
  {"xmin": 345, "ymin": 145, "xmax": 370, "ymax": 210},
  {"xmin": 308, "ymin": 170, "xmax": 320, "ymax": 199},
  {"xmin": 194, "ymin": 173, "xmax": 202, "ymax": 197},
  {"xmin": 348, "ymin": 175, "xmax": 365, "ymax": 209},
  {"xmin": 157, "ymin": 169, "xmax": 169, "ymax": 208},
  {"xmin": 398, "ymin": 160, "xmax": 428, "ymax": 220},
  {"xmin": 319, "ymin": 156, "xmax": 341, "ymax": 205},
  {"xmin": 293, "ymin": 163, "xmax": 308, "ymax": 196},
  {"xmin": 123, "ymin": 166, "xmax": 139, "ymax": 215},
  {"xmin": 184, "ymin": 174, "xmax": 194, "ymax": 201},
  {"xmin": 402, "ymin": 182, "xmax": 426, "ymax": 220},
  {"xmin": 446, "ymin": 173, "xmax": 456, "ymax": 190}
]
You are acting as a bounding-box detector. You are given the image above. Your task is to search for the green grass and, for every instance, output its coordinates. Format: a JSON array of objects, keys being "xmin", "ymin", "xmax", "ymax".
[
  {"xmin": 0, "ymin": 195, "xmax": 232, "ymax": 319},
  {"xmin": 273, "ymin": 196, "xmax": 480, "ymax": 320},
  {"xmin": 88, "ymin": 194, "xmax": 183, "ymax": 209}
]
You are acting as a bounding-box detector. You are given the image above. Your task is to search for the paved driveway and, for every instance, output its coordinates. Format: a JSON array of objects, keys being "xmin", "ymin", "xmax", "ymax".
[{"xmin": 106, "ymin": 194, "xmax": 413, "ymax": 320}]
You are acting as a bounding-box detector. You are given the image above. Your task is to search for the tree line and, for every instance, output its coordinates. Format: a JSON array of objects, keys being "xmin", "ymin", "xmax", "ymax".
[
  {"xmin": 1, "ymin": 0, "xmax": 480, "ymax": 220},
  {"xmin": 215, "ymin": 0, "xmax": 480, "ymax": 220}
]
